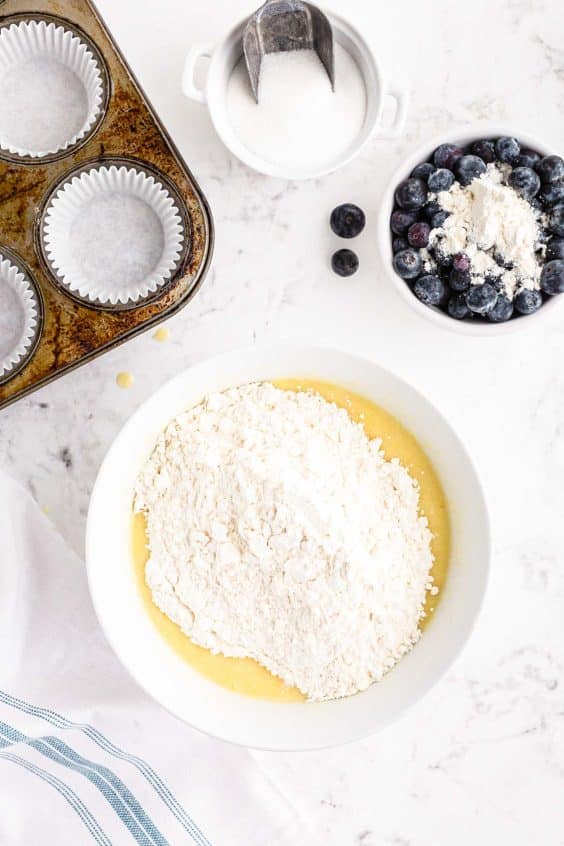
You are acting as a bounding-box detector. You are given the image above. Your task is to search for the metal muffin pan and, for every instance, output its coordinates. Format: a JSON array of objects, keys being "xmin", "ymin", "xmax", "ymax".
[{"xmin": 0, "ymin": 0, "xmax": 213, "ymax": 410}]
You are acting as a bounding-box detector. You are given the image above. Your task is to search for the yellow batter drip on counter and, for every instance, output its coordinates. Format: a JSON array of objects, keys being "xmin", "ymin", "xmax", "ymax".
[{"xmin": 132, "ymin": 379, "xmax": 450, "ymax": 702}]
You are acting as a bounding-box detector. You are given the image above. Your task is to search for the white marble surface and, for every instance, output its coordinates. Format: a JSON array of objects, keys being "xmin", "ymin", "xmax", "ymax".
[{"xmin": 2, "ymin": 0, "xmax": 564, "ymax": 842}]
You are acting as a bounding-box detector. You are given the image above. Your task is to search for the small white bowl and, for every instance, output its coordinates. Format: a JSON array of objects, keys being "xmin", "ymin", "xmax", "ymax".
[
  {"xmin": 378, "ymin": 123, "xmax": 563, "ymax": 336},
  {"xmin": 182, "ymin": 13, "xmax": 407, "ymax": 180},
  {"xmin": 86, "ymin": 345, "xmax": 490, "ymax": 750}
]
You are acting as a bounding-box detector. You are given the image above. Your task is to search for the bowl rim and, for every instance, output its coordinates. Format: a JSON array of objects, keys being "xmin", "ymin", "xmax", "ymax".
[
  {"xmin": 86, "ymin": 343, "xmax": 491, "ymax": 750},
  {"xmin": 203, "ymin": 12, "xmax": 384, "ymax": 181},
  {"xmin": 378, "ymin": 121, "xmax": 564, "ymax": 336}
]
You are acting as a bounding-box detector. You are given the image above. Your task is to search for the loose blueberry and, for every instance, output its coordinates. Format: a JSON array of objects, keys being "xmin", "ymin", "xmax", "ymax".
[
  {"xmin": 428, "ymin": 168, "xmax": 455, "ymax": 193},
  {"xmin": 540, "ymin": 260, "xmax": 564, "ymax": 295},
  {"xmin": 517, "ymin": 148, "xmax": 541, "ymax": 170},
  {"xmin": 452, "ymin": 252, "xmax": 471, "ymax": 273},
  {"xmin": 431, "ymin": 210, "xmax": 449, "ymax": 229},
  {"xmin": 433, "ymin": 143, "xmax": 463, "ymax": 170},
  {"xmin": 471, "ymin": 140, "xmax": 496, "ymax": 164},
  {"xmin": 413, "ymin": 275, "xmax": 446, "ymax": 306},
  {"xmin": 546, "ymin": 237, "xmax": 564, "ymax": 261},
  {"xmin": 514, "ymin": 288, "xmax": 543, "ymax": 314},
  {"xmin": 447, "ymin": 293, "xmax": 471, "ymax": 320},
  {"xmin": 331, "ymin": 249, "xmax": 359, "ymax": 276},
  {"xmin": 392, "ymin": 237, "xmax": 409, "ymax": 253},
  {"xmin": 487, "ymin": 295, "xmax": 514, "ymax": 322},
  {"xmin": 449, "ymin": 268, "xmax": 471, "ymax": 291},
  {"xmin": 548, "ymin": 203, "xmax": 564, "ymax": 237},
  {"xmin": 391, "ymin": 209, "xmax": 418, "ymax": 235},
  {"xmin": 407, "ymin": 221, "xmax": 430, "ymax": 248},
  {"xmin": 508, "ymin": 166, "xmax": 541, "ymax": 200},
  {"xmin": 454, "ymin": 155, "xmax": 487, "ymax": 186},
  {"xmin": 395, "ymin": 178, "xmax": 428, "ymax": 210},
  {"xmin": 536, "ymin": 155, "xmax": 564, "ymax": 184},
  {"xmin": 411, "ymin": 162, "xmax": 435, "ymax": 181},
  {"xmin": 495, "ymin": 136, "xmax": 520, "ymax": 164},
  {"xmin": 423, "ymin": 201, "xmax": 442, "ymax": 221},
  {"xmin": 393, "ymin": 248, "xmax": 422, "ymax": 280},
  {"xmin": 465, "ymin": 282, "xmax": 498, "ymax": 314},
  {"xmin": 330, "ymin": 204, "xmax": 366, "ymax": 238},
  {"xmin": 539, "ymin": 181, "xmax": 564, "ymax": 207}
]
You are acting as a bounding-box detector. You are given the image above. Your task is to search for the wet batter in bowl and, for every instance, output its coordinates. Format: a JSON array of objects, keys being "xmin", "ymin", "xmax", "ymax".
[{"xmin": 132, "ymin": 380, "xmax": 450, "ymax": 702}]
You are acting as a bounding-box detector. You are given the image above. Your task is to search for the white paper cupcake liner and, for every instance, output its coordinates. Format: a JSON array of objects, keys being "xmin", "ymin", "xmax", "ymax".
[
  {"xmin": 0, "ymin": 254, "xmax": 39, "ymax": 378},
  {"xmin": 42, "ymin": 165, "xmax": 185, "ymax": 306},
  {"xmin": 0, "ymin": 19, "xmax": 105, "ymax": 158}
]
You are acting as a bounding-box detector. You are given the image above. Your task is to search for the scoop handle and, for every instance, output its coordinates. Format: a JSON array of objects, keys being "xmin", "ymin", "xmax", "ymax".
[{"xmin": 182, "ymin": 45, "xmax": 212, "ymax": 104}]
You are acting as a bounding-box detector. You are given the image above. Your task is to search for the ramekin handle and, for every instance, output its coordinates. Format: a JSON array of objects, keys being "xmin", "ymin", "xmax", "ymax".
[
  {"xmin": 374, "ymin": 87, "xmax": 409, "ymax": 139},
  {"xmin": 182, "ymin": 45, "xmax": 212, "ymax": 104}
]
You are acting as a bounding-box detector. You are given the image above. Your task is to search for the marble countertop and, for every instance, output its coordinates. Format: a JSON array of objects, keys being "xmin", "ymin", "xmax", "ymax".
[{"xmin": 2, "ymin": 0, "xmax": 564, "ymax": 842}]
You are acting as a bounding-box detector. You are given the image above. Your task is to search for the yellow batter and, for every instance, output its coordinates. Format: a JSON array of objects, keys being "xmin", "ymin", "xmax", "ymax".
[{"xmin": 132, "ymin": 379, "xmax": 450, "ymax": 702}]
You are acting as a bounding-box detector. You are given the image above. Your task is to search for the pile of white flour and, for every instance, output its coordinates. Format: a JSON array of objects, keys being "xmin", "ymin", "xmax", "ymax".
[
  {"xmin": 134, "ymin": 383, "xmax": 435, "ymax": 702},
  {"xmin": 427, "ymin": 163, "xmax": 545, "ymax": 299}
]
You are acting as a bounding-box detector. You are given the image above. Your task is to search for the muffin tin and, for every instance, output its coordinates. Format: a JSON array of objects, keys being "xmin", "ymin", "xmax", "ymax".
[{"xmin": 0, "ymin": 0, "xmax": 213, "ymax": 409}]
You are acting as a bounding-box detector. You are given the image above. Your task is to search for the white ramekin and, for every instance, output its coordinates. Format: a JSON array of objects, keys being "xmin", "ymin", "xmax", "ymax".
[
  {"xmin": 378, "ymin": 123, "xmax": 564, "ymax": 336},
  {"xmin": 86, "ymin": 344, "xmax": 490, "ymax": 751},
  {"xmin": 182, "ymin": 13, "xmax": 408, "ymax": 180}
]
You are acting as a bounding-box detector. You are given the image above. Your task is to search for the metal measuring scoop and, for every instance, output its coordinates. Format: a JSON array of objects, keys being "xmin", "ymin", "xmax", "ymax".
[{"xmin": 243, "ymin": 0, "xmax": 335, "ymax": 103}]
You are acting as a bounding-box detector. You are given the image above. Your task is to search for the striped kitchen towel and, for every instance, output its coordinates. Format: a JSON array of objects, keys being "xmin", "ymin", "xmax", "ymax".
[{"xmin": 0, "ymin": 470, "xmax": 310, "ymax": 845}]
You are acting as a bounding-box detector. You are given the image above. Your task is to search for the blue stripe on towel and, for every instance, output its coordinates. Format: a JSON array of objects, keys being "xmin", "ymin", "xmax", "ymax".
[
  {"xmin": 0, "ymin": 749, "xmax": 111, "ymax": 846},
  {"xmin": 0, "ymin": 721, "xmax": 167, "ymax": 846},
  {"xmin": 0, "ymin": 690, "xmax": 210, "ymax": 846}
]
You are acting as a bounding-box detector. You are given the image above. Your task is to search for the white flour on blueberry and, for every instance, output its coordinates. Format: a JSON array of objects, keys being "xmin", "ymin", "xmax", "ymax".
[
  {"xmin": 134, "ymin": 382, "xmax": 435, "ymax": 702},
  {"xmin": 425, "ymin": 163, "xmax": 546, "ymax": 299}
]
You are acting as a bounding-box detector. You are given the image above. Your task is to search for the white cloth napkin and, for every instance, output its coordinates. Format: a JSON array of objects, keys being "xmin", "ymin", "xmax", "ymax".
[{"xmin": 0, "ymin": 469, "xmax": 309, "ymax": 846}]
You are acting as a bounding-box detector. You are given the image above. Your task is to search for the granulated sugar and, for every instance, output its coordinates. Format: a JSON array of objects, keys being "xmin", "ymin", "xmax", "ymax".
[
  {"xmin": 134, "ymin": 382, "xmax": 435, "ymax": 702},
  {"xmin": 226, "ymin": 45, "xmax": 366, "ymax": 171}
]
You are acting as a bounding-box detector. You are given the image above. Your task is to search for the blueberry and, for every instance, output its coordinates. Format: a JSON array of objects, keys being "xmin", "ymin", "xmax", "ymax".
[
  {"xmin": 431, "ymin": 211, "xmax": 449, "ymax": 229},
  {"xmin": 471, "ymin": 140, "xmax": 496, "ymax": 164},
  {"xmin": 517, "ymin": 148, "xmax": 541, "ymax": 169},
  {"xmin": 452, "ymin": 252, "xmax": 471, "ymax": 272},
  {"xmin": 465, "ymin": 282, "xmax": 498, "ymax": 314},
  {"xmin": 395, "ymin": 178, "xmax": 428, "ymax": 210},
  {"xmin": 413, "ymin": 275, "xmax": 446, "ymax": 306},
  {"xmin": 423, "ymin": 201, "xmax": 442, "ymax": 221},
  {"xmin": 508, "ymin": 166, "xmax": 541, "ymax": 200},
  {"xmin": 548, "ymin": 203, "xmax": 564, "ymax": 237},
  {"xmin": 447, "ymin": 293, "xmax": 471, "ymax": 320},
  {"xmin": 454, "ymin": 155, "xmax": 487, "ymax": 186},
  {"xmin": 411, "ymin": 162, "xmax": 435, "ymax": 181},
  {"xmin": 546, "ymin": 237, "xmax": 564, "ymax": 261},
  {"xmin": 392, "ymin": 237, "xmax": 409, "ymax": 253},
  {"xmin": 407, "ymin": 221, "xmax": 430, "ymax": 248},
  {"xmin": 539, "ymin": 181, "xmax": 564, "ymax": 207},
  {"xmin": 428, "ymin": 168, "xmax": 455, "ymax": 193},
  {"xmin": 487, "ymin": 295, "xmax": 514, "ymax": 322},
  {"xmin": 391, "ymin": 209, "xmax": 418, "ymax": 235},
  {"xmin": 449, "ymin": 268, "xmax": 471, "ymax": 291},
  {"xmin": 433, "ymin": 143, "xmax": 463, "ymax": 170},
  {"xmin": 330, "ymin": 204, "xmax": 366, "ymax": 238},
  {"xmin": 536, "ymin": 155, "xmax": 564, "ymax": 184},
  {"xmin": 331, "ymin": 249, "xmax": 359, "ymax": 276},
  {"xmin": 434, "ymin": 248, "xmax": 453, "ymax": 268},
  {"xmin": 495, "ymin": 136, "xmax": 520, "ymax": 164},
  {"xmin": 514, "ymin": 288, "xmax": 543, "ymax": 314},
  {"xmin": 491, "ymin": 250, "xmax": 511, "ymax": 269},
  {"xmin": 540, "ymin": 260, "xmax": 564, "ymax": 295},
  {"xmin": 393, "ymin": 248, "xmax": 422, "ymax": 280}
]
